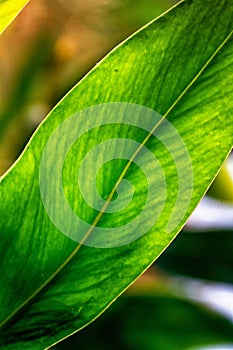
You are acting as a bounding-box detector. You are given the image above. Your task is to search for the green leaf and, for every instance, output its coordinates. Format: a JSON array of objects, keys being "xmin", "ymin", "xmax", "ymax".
[
  {"xmin": 54, "ymin": 295, "xmax": 233, "ymax": 350},
  {"xmin": 208, "ymin": 162, "xmax": 233, "ymax": 202},
  {"xmin": 0, "ymin": 0, "xmax": 30, "ymax": 35},
  {"xmin": 0, "ymin": 0, "xmax": 233, "ymax": 348},
  {"xmin": 158, "ymin": 230, "xmax": 233, "ymax": 284}
]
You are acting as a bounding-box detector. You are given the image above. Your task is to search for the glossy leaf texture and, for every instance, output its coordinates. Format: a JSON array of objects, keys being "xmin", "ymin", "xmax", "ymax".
[
  {"xmin": 0, "ymin": 0, "xmax": 233, "ymax": 348},
  {"xmin": 0, "ymin": 0, "xmax": 30, "ymax": 35}
]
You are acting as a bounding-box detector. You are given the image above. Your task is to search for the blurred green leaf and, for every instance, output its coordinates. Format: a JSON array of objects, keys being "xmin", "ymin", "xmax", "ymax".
[
  {"xmin": 111, "ymin": 0, "xmax": 176, "ymax": 29},
  {"xmin": 208, "ymin": 163, "xmax": 233, "ymax": 203},
  {"xmin": 0, "ymin": 0, "xmax": 233, "ymax": 349},
  {"xmin": 54, "ymin": 295, "xmax": 233, "ymax": 350},
  {"xmin": 158, "ymin": 231, "xmax": 233, "ymax": 284},
  {"xmin": 0, "ymin": 0, "xmax": 30, "ymax": 35},
  {"xmin": 0, "ymin": 35, "xmax": 54, "ymax": 141}
]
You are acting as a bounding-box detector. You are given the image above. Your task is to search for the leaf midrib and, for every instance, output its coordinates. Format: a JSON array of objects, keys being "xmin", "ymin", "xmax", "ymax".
[{"xmin": 0, "ymin": 27, "xmax": 232, "ymax": 330}]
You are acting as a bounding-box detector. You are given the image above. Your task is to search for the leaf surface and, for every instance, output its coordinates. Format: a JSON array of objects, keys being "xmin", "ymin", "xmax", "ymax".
[
  {"xmin": 0, "ymin": 0, "xmax": 232, "ymax": 348},
  {"xmin": 0, "ymin": 0, "xmax": 30, "ymax": 35}
]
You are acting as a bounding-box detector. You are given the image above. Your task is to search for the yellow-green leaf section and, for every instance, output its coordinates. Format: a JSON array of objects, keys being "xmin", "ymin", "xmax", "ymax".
[{"xmin": 0, "ymin": 0, "xmax": 30, "ymax": 35}]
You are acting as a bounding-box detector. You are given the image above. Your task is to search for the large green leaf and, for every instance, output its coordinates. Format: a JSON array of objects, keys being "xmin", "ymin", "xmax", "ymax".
[
  {"xmin": 0, "ymin": 0, "xmax": 30, "ymax": 35},
  {"xmin": 0, "ymin": 0, "xmax": 233, "ymax": 349}
]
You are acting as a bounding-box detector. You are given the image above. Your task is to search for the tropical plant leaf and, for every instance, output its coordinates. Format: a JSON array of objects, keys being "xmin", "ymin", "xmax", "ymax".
[
  {"xmin": 0, "ymin": 0, "xmax": 30, "ymax": 35},
  {"xmin": 0, "ymin": 0, "xmax": 233, "ymax": 349}
]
